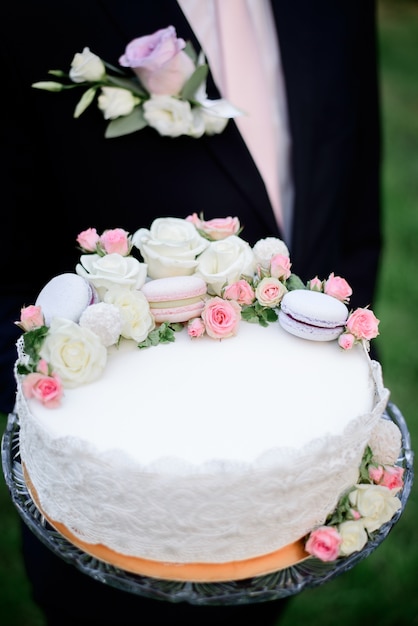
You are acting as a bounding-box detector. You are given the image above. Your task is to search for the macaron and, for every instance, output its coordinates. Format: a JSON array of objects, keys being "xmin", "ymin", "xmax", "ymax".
[
  {"xmin": 141, "ymin": 275, "xmax": 207, "ymax": 324},
  {"xmin": 279, "ymin": 289, "xmax": 349, "ymax": 341},
  {"xmin": 35, "ymin": 273, "xmax": 98, "ymax": 326}
]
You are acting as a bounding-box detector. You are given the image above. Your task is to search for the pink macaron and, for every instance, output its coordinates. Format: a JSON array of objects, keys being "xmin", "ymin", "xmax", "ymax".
[
  {"xmin": 141, "ymin": 275, "xmax": 207, "ymax": 324},
  {"xmin": 35, "ymin": 273, "xmax": 98, "ymax": 326},
  {"xmin": 279, "ymin": 289, "xmax": 349, "ymax": 341}
]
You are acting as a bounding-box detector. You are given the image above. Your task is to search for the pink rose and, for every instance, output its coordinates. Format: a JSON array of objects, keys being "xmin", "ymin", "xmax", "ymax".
[
  {"xmin": 201, "ymin": 297, "xmax": 241, "ymax": 339},
  {"xmin": 255, "ymin": 277, "xmax": 287, "ymax": 308},
  {"xmin": 324, "ymin": 272, "xmax": 353, "ymax": 302},
  {"xmin": 119, "ymin": 26, "xmax": 195, "ymax": 96},
  {"xmin": 100, "ymin": 228, "xmax": 130, "ymax": 256},
  {"xmin": 338, "ymin": 332, "xmax": 355, "ymax": 350},
  {"xmin": 346, "ymin": 307, "xmax": 380, "ymax": 340},
  {"xmin": 308, "ymin": 276, "xmax": 323, "ymax": 292},
  {"xmin": 379, "ymin": 466, "xmax": 404, "ymax": 490},
  {"xmin": 22, "ymin": 371, "xmax": 63, "ymax": 408},
  {"xmin": 305, "ymin": 526, "xmax": 342, "ymax": 562},
  {"xmin": 77, "ymin": 228, "xmax": 100, "ymax": 252},
  {"xmin": 270, "ymin": 254, "xmax": 292, "ymax": 280},
  {"xmin": 369, "ymin": 465, "xmax": 385, "ymax": 483},
  {"xmin": 187, "ymin": 317, "xmax": 206, "ymax": 338},
  {"xmin": 350, "ymin": 509, "xmax": 362, "ymax": 520},
  {"xmin": 223, "ymin": 279, "xmax": 255, "ymax": 306},
  {"xmin": 18, "ymin": 305, "xmax": 44, "ymax": 331},
  {"xmin": 186, "ymin": 214, "xmax": 241, "ymax": 241}
]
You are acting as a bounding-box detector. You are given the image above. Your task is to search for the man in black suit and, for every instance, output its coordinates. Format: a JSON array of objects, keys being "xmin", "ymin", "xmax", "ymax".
[{"xmin": 0, "ymin": 1, "xmax": 382, "ymax": 624}]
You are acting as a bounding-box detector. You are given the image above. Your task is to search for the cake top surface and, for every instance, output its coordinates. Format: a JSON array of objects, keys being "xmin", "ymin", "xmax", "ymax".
[
  {"xmin": 15, "ymin": 214, "xmax": 381, "ymax": 422},
  {"xmin": 20, "ymin": 320, "xmax": 379, "ymax": 467}
]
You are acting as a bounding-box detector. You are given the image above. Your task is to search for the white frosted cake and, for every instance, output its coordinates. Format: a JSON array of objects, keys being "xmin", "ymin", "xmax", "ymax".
[{"xmin": 14, "ymin": 216, "xmax": 402, "ymax": 581}]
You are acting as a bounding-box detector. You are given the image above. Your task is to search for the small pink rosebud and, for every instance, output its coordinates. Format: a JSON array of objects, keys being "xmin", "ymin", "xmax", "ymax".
[
  {"xmin": 223, "ymin": 279, "xmax": 255, "ymax": 305},
  {"xmin": 187, "ymin": 317, "xmax": 206, "ymax": 338},
  {"xmin": 379, "ymin": 465, "xmax": 404, "ymax": 490},
  {"xmin": 338, "ymin": 332, "xmax": 355, "ymax": 350},
  {"xmin": 100, "ymin": 228, "xmax": 130, "ymax": 256},
  {"xmin": 270, "ymin": 253, "xmax": 291, "ymax": 280},
  {"xmin": 308, "ymin": 276, "xmax": 323, "ymax": 292},
  {"xmin": 77, "ymin": 228, "xmax": 100, "ymax": 252},
  {"xmin": 369, "ymin": 464, "xmax": 385, "ymax": 484},
  {"xmin": 324, "ymin": 272, "xmax": 353, "ymax": 302},
  {"xmin": 17, "ymin": 305, "xmax": 45, "ymax": 331}
]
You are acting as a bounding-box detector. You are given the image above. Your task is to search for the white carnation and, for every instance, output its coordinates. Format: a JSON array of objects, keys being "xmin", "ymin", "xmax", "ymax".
[{"xmin": 252, "ymin": 237, "xmax": 290, "ymax": 270}]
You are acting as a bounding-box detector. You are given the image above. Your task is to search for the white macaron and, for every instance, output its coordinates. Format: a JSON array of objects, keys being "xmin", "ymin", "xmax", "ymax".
[
  {"xmin": 279, "ymin": 289, "xmax": 349, "ymax": 341},
  {"xmin": 35, "ymin": 273, "xmax": 98, "ymax": 326}
]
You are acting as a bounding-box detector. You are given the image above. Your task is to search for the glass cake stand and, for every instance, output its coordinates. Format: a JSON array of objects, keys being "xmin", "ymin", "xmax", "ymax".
[{"xmin": 1, "ymin": 403, "xmax": 414, "ymax": 606}]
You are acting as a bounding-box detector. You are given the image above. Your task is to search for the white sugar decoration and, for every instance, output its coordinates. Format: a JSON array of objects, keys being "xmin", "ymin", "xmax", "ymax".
[
  {"xmin": 79, "ymin": 302, "xmax": 122, "ymax": 347},
  {"xmin": 368, "ymin": 418, "xmax": 402, "ymax": 465}
]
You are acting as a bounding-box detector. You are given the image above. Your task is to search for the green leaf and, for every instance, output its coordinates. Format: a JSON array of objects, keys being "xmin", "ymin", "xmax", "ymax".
[
  {"xmin": 180, "ymin": 64, "xmax": 208, "ymax": 101},
  {"xmin": 184, "ymin": 41, "xmax": 198, "ymax": 65},
  {"xmin": 137, "ymin": 322, "xmax": 183, "ymax": 349},
  {"xmin": 22, "ymin": 326, "xmax": 49, "ymax": 367},
  {"xmin": 74, "ymin": 86, "xmax": 98, "ymax": 118},
  {"xmin": 104, "ymin": 107, "xmax": 147, "ymax": 138},
  {"xmin": 285, "ymin": 273, "xmax": 306, "ymax": 291},
  {"xmin": 106, "ymin": 75, "xmax": 147, "ymax": 97}
]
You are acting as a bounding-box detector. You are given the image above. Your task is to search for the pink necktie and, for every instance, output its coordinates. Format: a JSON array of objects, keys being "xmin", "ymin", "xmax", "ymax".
[{"xmin": 215, "ymin": 0, "xmax": 282, "ymax": 228}]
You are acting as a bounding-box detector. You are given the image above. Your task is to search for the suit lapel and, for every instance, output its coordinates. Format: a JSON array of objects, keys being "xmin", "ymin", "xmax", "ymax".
[{"xmin": 98, "ymin": 0, "xmax": 281, "ymax": 239}]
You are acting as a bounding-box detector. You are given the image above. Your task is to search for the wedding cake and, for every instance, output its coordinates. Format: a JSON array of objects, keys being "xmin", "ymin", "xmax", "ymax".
[{"xmin": 14, "ymin": 215, "xmax": 404, "ymax": 581}]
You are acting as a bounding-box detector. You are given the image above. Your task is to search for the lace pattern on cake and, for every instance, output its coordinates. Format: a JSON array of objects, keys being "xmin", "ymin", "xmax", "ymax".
[{"xmin": 16, "ymin": 361, "xmax": 389, "ymax": 564}]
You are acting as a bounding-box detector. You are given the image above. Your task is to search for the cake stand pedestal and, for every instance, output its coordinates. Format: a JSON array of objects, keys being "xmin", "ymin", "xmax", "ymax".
[{"xmin": 1, "ymin": 403, "xmax": 414, "ymax": 605}]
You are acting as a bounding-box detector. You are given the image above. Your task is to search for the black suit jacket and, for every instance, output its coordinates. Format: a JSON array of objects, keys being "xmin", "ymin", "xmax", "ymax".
[{"xmin": 0, "ymin": 0, "xmax": 381, "ymax": 409}]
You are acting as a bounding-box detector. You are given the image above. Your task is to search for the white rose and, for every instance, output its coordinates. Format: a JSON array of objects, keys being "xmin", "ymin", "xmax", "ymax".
[
  {"xmin": 132, "ymin": 217, "xmax": 209, "ymax": 279},
  {"xmin": 40, "ymin": 317, "xmax": 107, "ymax": 388},
  {"xmin": 195, "ymin": 235, "xmax": 256, "ymax": 296},
  {"xmin": 104, "ymin": 286, "xmax": 155, "ymax": 343},
  {"xmin": 252, "ymin": 237, "xmax": 290, "ymax": 270},
  {"xmin": 349, "ymin": 484, "xmax": 402, "ymax": 533},
  {"xmin": 143, "ymin": 95, "xmax": 194, "ymax": 137},
  {"xmin": 97, "ymin": 87, "xmax": 140, "ymax": 120},
  {"xmin": 338, "ymin": 520, "xmax": 368, "ymax": 556},
  {"xmin": 69, "ymin": 47, "xmax": 106, "ymax": 83},
  {"xmin": 76, "ymin": 253, "xmax": 147, "ymax": 300},
  {"xmin": 255, "ymin": 277, "xmax": 288, "ymax": 308}
]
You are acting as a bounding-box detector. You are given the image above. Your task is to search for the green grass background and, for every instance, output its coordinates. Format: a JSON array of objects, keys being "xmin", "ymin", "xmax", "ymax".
[{"xmin": 1, "ymin": 1, "xmax": 417, "ymax": 624}]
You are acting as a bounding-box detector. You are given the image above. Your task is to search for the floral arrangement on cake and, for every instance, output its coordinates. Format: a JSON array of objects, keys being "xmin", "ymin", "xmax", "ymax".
[
  {"xmin": 304, "ymin": 417, "xmax": 405, "ymax": 562},
  {"xmin": 16, "ymin": 214, "xmax": 380, "ymax": 408},
  {"xmin": 32, "ymin": 26, "xmax": 241, "ymax": 139},
  {"xmin": 14, "ymin": 214, "xmax": 405, "ymax": 565}
]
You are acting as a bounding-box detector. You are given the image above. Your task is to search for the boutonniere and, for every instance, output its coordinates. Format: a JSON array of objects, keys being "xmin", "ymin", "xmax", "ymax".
[{"xmin": 32, "ymin": 25, "xmax": 242, "ymax": 139}]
